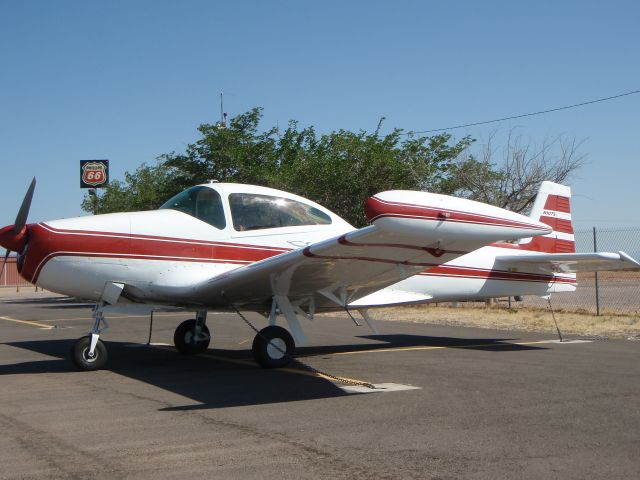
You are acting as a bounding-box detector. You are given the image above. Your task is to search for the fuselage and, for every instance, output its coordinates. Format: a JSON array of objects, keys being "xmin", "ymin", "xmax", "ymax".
[{"xmin": 15, "ymin": 183, "xmax": 575, "ymax": 307}]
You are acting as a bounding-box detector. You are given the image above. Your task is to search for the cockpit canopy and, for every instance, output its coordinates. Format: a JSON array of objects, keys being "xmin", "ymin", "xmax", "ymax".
[
  {"xmin": 159, "ymin": 185, "xmax": 333, "ymax": 231},
  {"xmin": 159, "ymin": 186, "xmax": 226, "ymax": 229}
]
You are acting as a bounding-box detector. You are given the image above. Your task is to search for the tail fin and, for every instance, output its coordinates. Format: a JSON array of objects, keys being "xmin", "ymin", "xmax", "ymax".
[{"xmin": 519, "ymin": 181, "xmax": 576, "ymax": 253}]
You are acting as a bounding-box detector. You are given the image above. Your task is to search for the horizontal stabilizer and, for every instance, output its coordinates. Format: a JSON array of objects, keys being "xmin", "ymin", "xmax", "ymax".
[{"xmin": 496, "ymin": 251, "xmax": 640, "ymax": 274}]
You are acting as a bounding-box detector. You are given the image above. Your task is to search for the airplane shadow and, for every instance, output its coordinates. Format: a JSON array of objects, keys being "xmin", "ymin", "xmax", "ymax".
[
  {"xmin": 1, "ymin": 339, "xmax": 353, "ymax": 409},
  {"xmin": 1, "ymin": 335, "xmax": 546, "ymax": 410},
  {"xmin": 296, "ymin": 334, "xmax": 545, "ymax": 356}
]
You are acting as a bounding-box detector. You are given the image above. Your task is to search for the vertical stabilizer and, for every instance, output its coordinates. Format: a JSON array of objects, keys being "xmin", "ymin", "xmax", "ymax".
[{"xmin": 519, "ymin": 181, "xmax": 575, "ymax": 253}]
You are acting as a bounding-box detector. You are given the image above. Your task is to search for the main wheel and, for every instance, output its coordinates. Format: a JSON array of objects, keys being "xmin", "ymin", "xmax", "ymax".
[
  {"xmin": 174, "ymin": 319, "xmax": 211, "ymax": 355},
  {"xmin": 71, "ymin": 336, "xmax": 108, "ymax": 371},
  {"xmin": 252, "ymin": 325, "xmax": 295, "ymax": 368}
]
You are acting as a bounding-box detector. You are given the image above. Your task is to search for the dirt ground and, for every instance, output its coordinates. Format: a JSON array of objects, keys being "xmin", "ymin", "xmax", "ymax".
[
  {"xmin": 363, "ymin": 302, "xmax": 640, "ymax": 340},
  {"xmin": 520, "ymin": 270, "xmax": 640, "ymax": 315}
]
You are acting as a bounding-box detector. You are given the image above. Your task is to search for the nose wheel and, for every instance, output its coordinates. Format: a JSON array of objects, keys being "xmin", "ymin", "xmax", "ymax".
[
  {"xmin": 71, "ymin": 335, "xmax": 108, "ymax": 371},
  {"xmin": 71, "ymin": 305, "xmax": 110, "ymax": 371}
]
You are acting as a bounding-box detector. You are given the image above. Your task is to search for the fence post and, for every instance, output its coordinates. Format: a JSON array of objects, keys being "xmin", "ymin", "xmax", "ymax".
[{"xmin": 593, "ymin": 226, "xmax": 600, "ymax": 316}]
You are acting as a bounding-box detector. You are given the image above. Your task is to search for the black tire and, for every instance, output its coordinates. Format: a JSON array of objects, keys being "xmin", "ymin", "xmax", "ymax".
[
  {"xmin": 174, "ymin": 319, "xmax": 211, "ymax": 355},
  {"xmin": 252, "ymin": 325, "xmax": 295, "ymax": 368},
  {"xmin": 71, "ymin": 336, "xmax": 108, "ymax": 371}
]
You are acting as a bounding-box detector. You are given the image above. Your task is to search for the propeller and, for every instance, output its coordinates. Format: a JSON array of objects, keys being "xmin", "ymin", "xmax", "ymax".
[
  {"xmin": 14, "ymin": 177, "xmax": 36, "ymax": 234},
  {"xmin": 0, "ymin": 177, "xmax": 36, "ymax": 279}
]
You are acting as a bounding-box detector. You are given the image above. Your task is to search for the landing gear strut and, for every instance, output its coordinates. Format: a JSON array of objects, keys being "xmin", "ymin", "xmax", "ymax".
[
  {"xmin": 174, "ymin": 311, "xmax": 211, "ymax": 355},
  {"xmin": 71, "ymin": 304, "xmax": 109, "ymax": 371}
]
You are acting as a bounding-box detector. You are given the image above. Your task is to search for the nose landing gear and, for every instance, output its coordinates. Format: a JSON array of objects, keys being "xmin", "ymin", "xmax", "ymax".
[
  {"xmin": 71, "ymin": 335, "xmax": 108, "ymax": 371},
  {"xmin": 71, "ymin": 305, "xmax": 109, "ymax": 371}
]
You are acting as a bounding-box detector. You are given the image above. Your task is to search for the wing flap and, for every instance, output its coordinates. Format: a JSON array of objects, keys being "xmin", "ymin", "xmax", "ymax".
[{"xmin": 348, "ymin": 289, "xmax": 433, "ymax": 307}]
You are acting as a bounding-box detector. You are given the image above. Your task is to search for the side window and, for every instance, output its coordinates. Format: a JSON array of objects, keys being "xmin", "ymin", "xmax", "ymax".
[
  {"xmin": 229, "ymin": 193, "xmax": 332, "ymax": 231},
  {"xmin": 159, "ymin": 186, "xmax": 226, "ymax": 229}
]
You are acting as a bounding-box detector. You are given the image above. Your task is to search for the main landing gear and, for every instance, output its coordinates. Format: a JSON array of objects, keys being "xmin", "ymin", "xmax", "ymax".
[
  {"xmin": 174, "ymin": 311, "xmax": 211, "ymax": 355},
  {"xmin": 173, "ymin": 309, "xmax": 296, "ymax": 368},
  {"xmin": 229, "ymin": 302, "xmax": 297, "ymax": 368},
  {"xmin": 251, "ymin": 325, "xmax": 295, "ymax": 369}
]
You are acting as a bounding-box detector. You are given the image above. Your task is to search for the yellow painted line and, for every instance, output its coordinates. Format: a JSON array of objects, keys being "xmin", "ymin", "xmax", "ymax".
[
  {"xmin": 200, "ymin": 352, "xmax": 256, "ymax": 368},
  {"xmin": 333, "ymin": 345, "xmax": 447, "ymax": 355},
  {"xmin": 34, "ymin": 312, "xmax": 185, "ymax": 323},
  {"xmin": 330, "ymin": 340, "xmax": 551, "ymax": 356},
  {"xmin": 200, "ymin": 352, "xmax": 371, "ymax": 385},
  {"xmin": 199, "ymin": 351, "xmax": 364, "ymax": 383},
  {"xmin": 148, "ymin": 338, "xmax": 560, "ymax": 386},
  {"xmin": 153, "ymin": 345, "xmax": 371, "ymax": 385},
  {"xmin": 0, "ymin": 316, "xmax": 55, "ymax": 329}
]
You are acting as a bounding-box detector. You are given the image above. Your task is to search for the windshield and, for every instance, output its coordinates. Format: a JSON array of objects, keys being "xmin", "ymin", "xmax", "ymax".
[
  {"xmin": 229, "ymin": 193, "xmax": 332, "ymax": 231},
  {"xmin": 159, "ymin": 186, "xmax": 226, "ymax": 229}
]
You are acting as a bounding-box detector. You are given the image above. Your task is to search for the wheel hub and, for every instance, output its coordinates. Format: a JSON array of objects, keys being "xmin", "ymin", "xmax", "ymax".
[
  {"xmin": 266, "ymin": 338, "xmax": 286, "ymax": 360},
  {"xmin": 82, "ymin": 348, "xmax": 97, "ymax": 362},
  {"xmin": 186, "ymin": 330, "xmax": 208, "ymax": 345}
]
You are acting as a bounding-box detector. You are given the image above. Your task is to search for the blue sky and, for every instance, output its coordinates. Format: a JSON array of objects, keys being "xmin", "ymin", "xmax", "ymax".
[{"xmin": 1, "ymin": 1, "xmax": 639, "ymax": 240}]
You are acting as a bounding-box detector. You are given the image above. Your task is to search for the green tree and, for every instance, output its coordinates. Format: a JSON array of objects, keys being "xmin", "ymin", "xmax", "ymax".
[
  {"xmin": 83, "ymin": 108, "xmax": 474, "ymax": 226},
  {"xmin": 274, "ymin": 123, "xmax": 473, "ymax": 226},
  {"xmin": 81, "ymin": 162, "xmax": 176, "ymax": 214}
]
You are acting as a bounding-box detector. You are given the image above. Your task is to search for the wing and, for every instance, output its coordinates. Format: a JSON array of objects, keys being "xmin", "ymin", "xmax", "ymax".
[
  {"xmin": 157, "ymin": 190, "xmax": 550, "ymax": 311},
  {"xmin": 495, "ymin": 251, "xmax": 640, "ymax": 274}
]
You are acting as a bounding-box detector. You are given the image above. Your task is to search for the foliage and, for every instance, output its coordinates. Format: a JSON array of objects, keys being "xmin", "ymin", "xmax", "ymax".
[
  {"xmin": 81, "ymin": 162, "xmax": 177, "ymax": 214},
  {"xmin": 84, "ymin": 108, "xmax": 473, "ymax": 227},
  {"xmin": 83, "ymin": 110, "xmax": 585, "ymax": 224}
]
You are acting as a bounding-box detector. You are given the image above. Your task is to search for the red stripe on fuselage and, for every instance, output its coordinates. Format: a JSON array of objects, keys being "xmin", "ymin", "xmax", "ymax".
[
  {"xmin": 23, "ymin": 223, "xmax": 575, "ymax": 288},
  {"xmin": 39, "ymin": 224, "xmax": 290, "ymax": 252},
  {"xmin": 22, "ymin": 223, "xmax": 291, "ymax": 283}
]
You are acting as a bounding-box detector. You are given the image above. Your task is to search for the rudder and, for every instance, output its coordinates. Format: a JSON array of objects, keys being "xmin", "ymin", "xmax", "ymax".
[{"xmin": 519, "ymin": 181, "xmax": 576, "ymax": 253}]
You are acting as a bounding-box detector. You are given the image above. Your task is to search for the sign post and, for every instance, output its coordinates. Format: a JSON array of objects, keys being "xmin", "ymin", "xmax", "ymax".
[{"xmin": 80, "ymin": 160, "xmax": 109, "ymax": 214}]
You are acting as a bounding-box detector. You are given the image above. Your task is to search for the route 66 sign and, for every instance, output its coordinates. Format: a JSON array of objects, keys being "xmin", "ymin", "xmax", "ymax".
[{"xmin": 80, "ymin": 160, "xmax": 109, "ymax": 188}]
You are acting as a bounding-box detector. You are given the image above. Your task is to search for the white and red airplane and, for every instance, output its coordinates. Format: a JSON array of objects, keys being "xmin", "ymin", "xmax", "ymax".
[{"xmin": 1, "ymin": 179, "xmax": 638, "ymax": 371}]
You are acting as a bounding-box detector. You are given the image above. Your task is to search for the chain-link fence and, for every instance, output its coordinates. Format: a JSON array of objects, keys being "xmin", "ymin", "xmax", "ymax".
[{"xmin": 521, "ymin": 227, "xmax": 640, "ymax": 315}]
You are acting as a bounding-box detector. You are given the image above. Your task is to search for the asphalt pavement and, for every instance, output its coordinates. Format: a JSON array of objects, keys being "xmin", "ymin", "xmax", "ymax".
[{"xmin": 0, "ymin": 290, "xmax": 639, "ymax": 479}]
